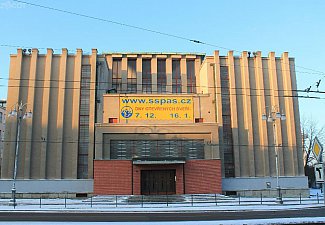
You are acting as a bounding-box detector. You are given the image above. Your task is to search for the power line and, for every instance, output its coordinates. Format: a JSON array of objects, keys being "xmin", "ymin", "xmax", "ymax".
[
  {"xmin": 6, "ymin": 1, "xmax": 325, "ymax": 95},
  {"xmin": 0, "ymin": 83, "xmax": 321, "ymax": 100},
  {"xmin": 12, "ymin": 0, "xmax": 233, "ymax": 52},
  {"xmin": 1, "ymin": 44, "xmax": 324, "ymax": 78}
]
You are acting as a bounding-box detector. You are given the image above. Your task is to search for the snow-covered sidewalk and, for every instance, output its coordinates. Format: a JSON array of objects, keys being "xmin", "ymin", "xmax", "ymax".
[{"xmin": 0, "ymin": 189, "xmax": 324, "ymax": 212}]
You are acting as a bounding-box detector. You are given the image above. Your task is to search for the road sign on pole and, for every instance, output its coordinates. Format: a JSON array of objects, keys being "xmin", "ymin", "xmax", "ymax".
[{"xmin": 314, "ymin": 163, "xmax": 324, "ymax": 183}]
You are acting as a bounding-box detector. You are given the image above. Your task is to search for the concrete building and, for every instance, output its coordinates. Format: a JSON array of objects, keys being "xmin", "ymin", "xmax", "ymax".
[{"xmin": 1, "ymin": 48, "xmax": 308, "ymax": 196}]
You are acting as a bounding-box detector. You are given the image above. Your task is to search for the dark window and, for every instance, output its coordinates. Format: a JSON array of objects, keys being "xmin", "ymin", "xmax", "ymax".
[
  {"xmin": 77, "ymin": 65, "xmax": 91, "ymax": 179},
  {"xmin": 220, "ymin": 66, "xmax": 235, "ymax": 177},
  {"xmin": 112, "ymin": 59, "xmax": 122, "ymax": 92},
  {"xmin": 127, "ymin": 59, "xmax": 137, "ymax": 93},
  {"xmin": 187, "ymin": 60, "xmax": 196, "ymax": 93},
  {"xmin": 157, "ymin": 59, "xmax": 166, "ymax": 93},
  {"xmin": 109, "ymin": 118, "xmax": 118, "ymax": 123},
  {"xmin": 172, "ymin": 60, "xmax": 181, "ymax": 93},
  {"xmin": 142, "ymin": 59, "xmax": 152, "ymax": 93},
  {"xmin": 109, "ymin": 139, "xmax": 204, "ymax": 160}
]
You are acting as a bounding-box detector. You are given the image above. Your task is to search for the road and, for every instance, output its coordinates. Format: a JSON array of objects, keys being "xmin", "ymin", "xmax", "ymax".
[{"xmin": 0, "ymin": 207, "xmax": 324, "ymax": 222}]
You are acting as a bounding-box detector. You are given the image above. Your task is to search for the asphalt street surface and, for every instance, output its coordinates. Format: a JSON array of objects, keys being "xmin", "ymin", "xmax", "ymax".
[{"xmin": 0, "ymin": 207, "xmax": 324, "ymax": 222}]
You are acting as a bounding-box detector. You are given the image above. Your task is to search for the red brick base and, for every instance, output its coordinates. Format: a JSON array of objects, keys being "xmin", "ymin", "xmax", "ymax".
[
  {"xmin": 184, "ymin": 159, "xmax": 222, "ymax": 194},
  {"xmin": 93, "ymin": 159, "xmax": 221, "ymax": 195},
  {"xmin": 93, "ymin": 160, "xmax": 132, "ymax": 195}
]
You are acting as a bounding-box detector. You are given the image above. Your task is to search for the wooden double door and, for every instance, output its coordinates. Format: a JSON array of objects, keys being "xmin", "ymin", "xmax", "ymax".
[{"xmin": 141, "ymin": 169, "xmax": 176, "ymax": 195}]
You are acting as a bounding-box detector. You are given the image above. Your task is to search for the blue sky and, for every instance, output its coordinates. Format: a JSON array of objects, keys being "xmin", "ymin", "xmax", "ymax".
[{"xmin": 1, "ymin": 0, "xmax": 325, "ymax": 126}]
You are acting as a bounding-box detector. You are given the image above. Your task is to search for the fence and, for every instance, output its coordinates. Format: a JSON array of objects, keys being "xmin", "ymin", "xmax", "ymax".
[{"xmin": 1, "ymin": 192, "xmax": 324, "ymax": 210}]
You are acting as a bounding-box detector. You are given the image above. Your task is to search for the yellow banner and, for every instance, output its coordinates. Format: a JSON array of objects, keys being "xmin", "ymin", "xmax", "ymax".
[{"xmin": 119, "ymin": 96, "xmax": 193, "ymax": 121}]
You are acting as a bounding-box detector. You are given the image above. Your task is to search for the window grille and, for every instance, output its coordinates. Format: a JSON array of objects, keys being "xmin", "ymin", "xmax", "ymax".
[
  {"xmin": 142, "ymin": 59, "xmax": 152, "ymax": 93},
  {"xmin": 157, "ymin": 59, "xmax": 167, "ymax": 93},
  {"xmin": 109, "ymin": 139, "xmax": 204, "ymax": 160},
  {"xmin": 77, "ymin": 65, "xmax": 91, "ymax": 179},
  {"xmin": 220, "ymin": 66, "xmax": 235, "ymax": 177},
  {"xmin": 172, "ymin": 60, "xmax": 181, "ymax": 93}
]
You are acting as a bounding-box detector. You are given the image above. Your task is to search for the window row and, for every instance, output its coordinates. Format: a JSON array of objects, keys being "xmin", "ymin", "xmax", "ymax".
[
  {"xmin": 112, "ymin": 59, "xmax": 196, "ymax": 94},
  {"xmin": 109, "ymin": 139, "xmax": 205, "ymax": 160}
]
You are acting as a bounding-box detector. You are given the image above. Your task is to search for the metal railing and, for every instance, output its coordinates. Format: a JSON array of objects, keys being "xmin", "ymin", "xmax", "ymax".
[{"xmin": 1, "ymin": 192, "xmax": 324, "ymax": 209}]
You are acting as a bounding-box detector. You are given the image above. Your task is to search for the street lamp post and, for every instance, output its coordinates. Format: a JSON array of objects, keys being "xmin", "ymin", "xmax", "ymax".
[
  {"xmin": 8, "ymin": 101, "xmax": 32, "ymax": 207},
  {"xmin": 262, "ymin": 106, "xmax": 286, "ymax": 204}
]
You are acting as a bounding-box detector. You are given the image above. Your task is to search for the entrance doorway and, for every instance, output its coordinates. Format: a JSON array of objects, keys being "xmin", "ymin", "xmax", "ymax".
[{"xmin": 141, "ymin": 170, "xmax": 176, "ymax": 195}]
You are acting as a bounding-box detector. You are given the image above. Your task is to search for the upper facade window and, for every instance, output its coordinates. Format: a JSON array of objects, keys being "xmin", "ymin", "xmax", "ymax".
[
  {"xmin": 157, "ymin": 59, "xmax": 167, "ymax": 93},
  {"xmin": 172, "ymin": 60, "xmax": 181, "ymax": 93},
  {"xmin": 142, "ymin": 59, "xmax": 152, "ymax": 93},
  {"xmin": 112, "ymin": 59, "xmax": 122, "ymax": 92},
  {"xmin": 187, "ymin": 60, "xmax": 196, "ymax": 93},
  {"xmin": 127, "ymin": 59, "xmax": 137, "ymax": 93}
]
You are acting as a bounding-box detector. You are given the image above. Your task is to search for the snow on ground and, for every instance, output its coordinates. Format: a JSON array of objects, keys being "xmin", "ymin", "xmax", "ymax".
[{"xmin": 1, "ymin": 218, "xmax": 325, "ymax": 225}]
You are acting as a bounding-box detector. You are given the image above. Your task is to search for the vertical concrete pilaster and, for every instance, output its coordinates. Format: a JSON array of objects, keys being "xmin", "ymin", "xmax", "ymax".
[
  {"xmin": 290, "ymin": 59, "xmax": 304, "ymax": 175},
  {"xmin": 151, "ymin": 56, "xmax": 158, "ymax": 93},
  {"xmin": 136, "ymin": 56, "xmax": 142, "ymax": 93},
  {"xmin": 166, "ymin": 57, "xmax": 172, "ymax": 93},
  {"xmin": 121, "ymin": 57, "xmax": 127, "ymax": 92},
  {"xmin": 24, "ymin": 48, "xmax": 39, "ymax": 178},
  {"xmin": 240, "ymin": 51, "xmax": 255, "ymax": 177},
  {"xmin": 255, "ymin": 52, "xmax": 269, "ymax": 176},
  {"xmin": 106, "ymin": 55, "xmax": 113, "ymax": 91},
  {"xmin": 69, "ymin": 49, "xmax": 82, "ymax": 179},
  {"xmin": 181, "ymin": 57, "xmax": 187, "ymax": 93},
  {"xmin": 39, "ymin": 48, "xmax": 53, "ymax": 178},
  {"xmin": 268, "ymin": 52, "xmax": 283, "ymax": 176},
  {"xmin": 2, "ymin": 49, "xmax": 23, "ymax": 178},
  {"xmin": 55, "ymin": 48, "xmax": 68, "ymax": 178},
  {"xmin": 281, "ymin": 52, "xmax": 297, "ymax": 176}
]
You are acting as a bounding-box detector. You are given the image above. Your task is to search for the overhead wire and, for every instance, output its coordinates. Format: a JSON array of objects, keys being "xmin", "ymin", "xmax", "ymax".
[{"xmin": 4, "ymin": 0, "xmax": 324, "ymax": 98}]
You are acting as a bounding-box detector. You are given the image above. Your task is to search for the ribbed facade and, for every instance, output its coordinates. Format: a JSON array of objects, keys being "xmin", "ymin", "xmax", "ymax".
[{"xmin": 1, "ymin": 48, "xmax": 306, "ymax": 195}]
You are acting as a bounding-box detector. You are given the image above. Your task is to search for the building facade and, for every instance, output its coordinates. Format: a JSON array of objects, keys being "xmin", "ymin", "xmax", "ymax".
[{"xmin": 1, "ymin": 48, "xmax": 307, "ymax": 196}]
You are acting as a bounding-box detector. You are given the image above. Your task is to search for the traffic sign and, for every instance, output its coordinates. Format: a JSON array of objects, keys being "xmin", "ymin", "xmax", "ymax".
[
  {"xmin": 312, "ymin": 137, "xmax": 323, "ymax": 162},
  {"xmin": 314, "ymin": 163, "xmax": 324, "ymax": 183}
]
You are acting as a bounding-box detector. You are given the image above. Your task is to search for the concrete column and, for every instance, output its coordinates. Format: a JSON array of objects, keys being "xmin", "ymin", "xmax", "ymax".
[
  {"xmin": 151, "ymin": 56, "xmax": 158, "ymax": 93},
  {"xmin": 24, "ymin": 48, "xmax": 39, "ymax": 178},
  {"xmin": 181, "ymin": 58, "xmax": 187, "ymax": 93},
  {"xmin": 54, "ymin": 48, "xmax": 68, "ymax": 178},
  {"xmin": 136, "ymin": 56, "xmax": 142, "ymax": 93},
  {"xmin": 195, "ymin": 58, "xmax": 201, "ymax": 94},
  {"xmin": 255, "ymin": 52, "xmax": 269, "ymax": 176},
  {"xmin": 106, "ymin": 55, "xmax": 113, "ymax": 90},
  {"xmin": 2, "ymin": 49, "xmax": 23, "ymax": 178},
  {"xmin": 39, "ymin": 48, "xmax": 53, "ymax": 178},
  {"xmin": 69, "ymin": 48, "xmax": 82, "ymax": 179},
  {"xmin": 240, "ymin": 51, "xmax": 255, "ymax": 177},
  {"xmin": 121, "ymin": 57, "xmax": 127, "ymax": 92},
  {"xmin": 289, "ymin": 59, "xmax": 304, "ymax": 175},
  {"xmin": 268, "ymin": 52, "xmax": 283, "ymax": 176},
  {"xmin": 227, "ymin": 51, "xmax": 240, "ymax": 177},
  {"xmin": 281, "ymin": 52, "xmax": 298, "ymax": 176},
  {"xmin": 166, "ymin": 57, "xmax": 172, "ymax": 93}
]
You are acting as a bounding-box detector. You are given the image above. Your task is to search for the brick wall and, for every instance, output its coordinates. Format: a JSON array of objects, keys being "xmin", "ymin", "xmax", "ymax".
[
  {"xmin": 133, "ymin": 164, "xmax": 184, "ymax": 195},
  {"xmin": 184, "ymin": 159, "xmax": 222, "ymax": 194},
  {"xmin": 93, "ymin": 160, "xmax": 132, "ymax": 195}
]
